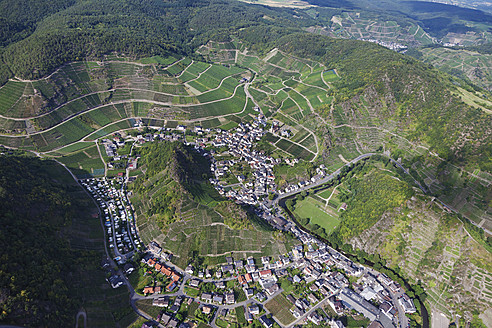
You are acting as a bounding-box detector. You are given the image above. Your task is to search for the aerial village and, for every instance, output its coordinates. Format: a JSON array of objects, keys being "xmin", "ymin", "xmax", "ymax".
[{"xmin": 80, "ymin": 113, "xmax": 418, "ymax": 328}]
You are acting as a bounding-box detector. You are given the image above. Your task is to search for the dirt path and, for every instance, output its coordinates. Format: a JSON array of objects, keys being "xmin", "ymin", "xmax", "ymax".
[{"xmin": 75, "ymin": 309, "xmax": 87, "ymax": 328}]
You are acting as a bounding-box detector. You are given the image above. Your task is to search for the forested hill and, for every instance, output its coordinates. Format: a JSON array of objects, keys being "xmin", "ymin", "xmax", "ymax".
[
  {"xmin": 0, "ymin": 153, "xmax": 104, "ymax": 327},
  {"xmin": 0, "ymin": 0, "xmax": 313, "ymax": 83}
]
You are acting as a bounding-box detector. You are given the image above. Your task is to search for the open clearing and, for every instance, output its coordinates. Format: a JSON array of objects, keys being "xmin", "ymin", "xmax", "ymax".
[{"xmin": 294, "ymin": 196, "xmax": 340, "ymax": 234}]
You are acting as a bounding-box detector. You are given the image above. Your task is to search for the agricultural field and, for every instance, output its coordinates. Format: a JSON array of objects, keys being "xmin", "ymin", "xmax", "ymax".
[
  {"xmin": 264, "ymin": 293, "xmax": 296, "ymax": 325},
  {"xmin": 310, "ymin": 13, "xmax": 435, "ymax": 47},
  {"xmin": 0, "ymin": 54, "xmax": 249, "ymax": 152},
  {"xmin": 0, "ymin": 40, "xmax": 489, "ymax": 238},
  {"xmin": 56, "ymin": 144, "xmax": 105, "ymax": 178}
]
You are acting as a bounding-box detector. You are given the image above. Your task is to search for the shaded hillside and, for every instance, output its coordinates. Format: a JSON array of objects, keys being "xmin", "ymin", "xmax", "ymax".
[
  {"xmin": 0, "ymin": 152, "xmax": 134, "ymax": 327},
  {"xmin": 129, "ymin": 142, "xmax": 294, "ymax": 268}
]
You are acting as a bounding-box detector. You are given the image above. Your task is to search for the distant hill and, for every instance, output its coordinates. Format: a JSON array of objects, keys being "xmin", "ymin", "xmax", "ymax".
[{"xmin": 0, "ymin": 0, "xmax": 314, "ymax": 84}]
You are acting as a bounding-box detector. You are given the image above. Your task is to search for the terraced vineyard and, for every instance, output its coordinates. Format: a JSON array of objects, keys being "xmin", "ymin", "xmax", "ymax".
[
  {"xmin": 419, "ymin": 46, "xmax": 492, "ymax": 91},
  {"xmin": 0, "ymin": 43, "xmax": 336, "ymax": 162},
  {"xmin": 0, "ymin": 55, "xmax": 251, "ymax": 151},
  {"xmin": 308, "ymin": 12, "xmax": 435, "ymax": 47},
  {"xmin": 350, "ymin": 191, "xmax": 492, "ymax": 321},
  {"xmin": 0, "ymin": 40, "xmax": 489, "ymax": 232}
]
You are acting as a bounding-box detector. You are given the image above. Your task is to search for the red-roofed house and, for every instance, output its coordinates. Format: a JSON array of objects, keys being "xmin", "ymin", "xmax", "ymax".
[
  {"xmin": 245, "ymin": 273, "xmax": 252, "ymax": 283},
  {"xmin": 171, "ymin": 273, "xmax": 180, "ymax": 282},
  {"xmin": 161, "ymin": 267, "xmax": 172, "ymax": 276}
]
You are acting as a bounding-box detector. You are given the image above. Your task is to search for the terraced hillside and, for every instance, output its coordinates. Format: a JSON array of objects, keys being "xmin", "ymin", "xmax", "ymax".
[
  {"xmin": 351, "ymin": 192, "xmax": 492, "ymax": 325},
  {"xmin": 128, "ymin": 141, "xmax": 295, "ymax": 269},
  {"xmin": 308, "ymin": 12, "xmax": 435, "ymax": 47},
  {"xmin": 417, "ymin": 46, "xmax": 492, "ymax": 91},
  {"xmin": 0, "ymin": 55, "xmax": 253, "ymax": 151},
  {"xmin": 0, "ymin": 37, "xmax": 490, "ymax": 231},
  {"xmin": 199, "ymin": 40, "xmax": 492, "ymax": 233}
]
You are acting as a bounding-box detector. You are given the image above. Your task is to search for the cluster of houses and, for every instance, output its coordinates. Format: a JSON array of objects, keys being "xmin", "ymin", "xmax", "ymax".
[
  {"xmin": 90, "ymin": 116, "xmax": 418, "ymax": 328},
  {"xmin": 151, "ymin": 295, "xmax": 191, "ymax": 328},
  {"xmin": 199, "ymin": 290, "xmax": 235, "ymax": 305},
  {"xmin": 277, "ymin": 224, "xmax": 414, "ymax": 328},
  {"xmin": 142, "ymin": 255, "xmax": 182, "ymax": 293},
  {"xmin": 164, "ymin": 223, "xmax": 413, "ymax": 328},
  {"xmin": 208, "ymin": 115, "xmax": 280, "ymax": 204}
]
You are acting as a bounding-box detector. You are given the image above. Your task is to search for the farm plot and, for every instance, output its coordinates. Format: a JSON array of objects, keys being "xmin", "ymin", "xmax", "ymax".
[
  {"xmin": 47, "ymin": 141, "xmax": 94, "ymax": 156},
  {"xmin": 165, "ymin": 58, "xmax": 192, "ymax": 76},
  {"xmin": 85, "ymin": 119, "xmax": 133, "ymax": 140},
  {"xmin": 323, "ymin": 69, "xmax": 340, "ymax": 82},
  {"xmin": 57, "ymin": 144, "xmax": 104, "ymax": 178},
  {"xmin": 187, "ymin": 65, "xmax": 245, "ymax": 93},
  {"xmin": 138, "ymin": 55, "xmax": 178, "ymax": 65},
  {"xmin": 0, "ymin": 81, "xmax": 27, "ymax": 116},
  {"xmin": 303, "ymin": 70, "xmax": 330, "ymax": 89},
  {"xmin": 276, "ymin": 138, "xmax": 315, "ymax": 161},
  {"xmin": 264, "ymin": 293, "xmax": 296, "ymax": 326},
  {"xmin": 186, "ymin": 87, "xmax": 246, "ymax": 119},
  {"xmin": 299, "ymin": 134, "xmax": 317, "ymax": 152},
  {"xmin": 279, "ymin": 98, "xmax": 302, "ymax": 118},
  {"xmin": 0, "ymin": 117, "xmax": 26, "ymax": 132},
  {"xmin": 196, "ymin": 77, "xmax": 239, "ymax": 103}
]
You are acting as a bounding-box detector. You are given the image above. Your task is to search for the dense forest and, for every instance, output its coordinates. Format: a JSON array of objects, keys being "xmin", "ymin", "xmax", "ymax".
[
  {"xmin": 0, "ymin": 0, "xmax": 312, "ymax": 83},
  {"xmin": 0, "ymin": 152, "xmax": 99, "ymax": 327}
]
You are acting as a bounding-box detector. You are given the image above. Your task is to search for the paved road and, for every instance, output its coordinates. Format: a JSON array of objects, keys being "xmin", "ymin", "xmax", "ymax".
[
  {"xmin": 53, "ymin": 146, "xmax": 464, "ymax": 328},
  {"xmin": 391, "ymin": 290, "xmax": 408, "ymax": 328},
  {"xmin": 285, "ymin": 297, "xmax": 329, "ymax": 328},
  {"xmin": 265, "ymin": 153, "xmax": 376, "ymax": 209}
]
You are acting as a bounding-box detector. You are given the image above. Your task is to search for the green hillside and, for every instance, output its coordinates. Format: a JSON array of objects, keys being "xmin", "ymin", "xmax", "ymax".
[
  {"xmin": 0, "ymin": 0, "xmax": 314, "ymax": 84},
  {"xmin": 0, "ymin": 0, "xmax": 490, "ymax": 327},
  {"xmin": 129, "ymin": 141, "xmax": 295, "ymax": 268},
  {"xmin": 350, "ymin": 184, "xmax": 492, "ymax": 324}
]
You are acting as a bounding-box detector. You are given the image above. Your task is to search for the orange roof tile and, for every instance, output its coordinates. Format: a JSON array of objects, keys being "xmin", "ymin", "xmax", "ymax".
[{"xmin": 161, "ymin": 267, "xmax": 172, "ymax": 276}]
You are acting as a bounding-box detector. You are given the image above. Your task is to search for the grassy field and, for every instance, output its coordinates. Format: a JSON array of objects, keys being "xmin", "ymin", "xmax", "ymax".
[{"xmin": 294, "ymin": 196, "xmax": 340, "ymax": 235}]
